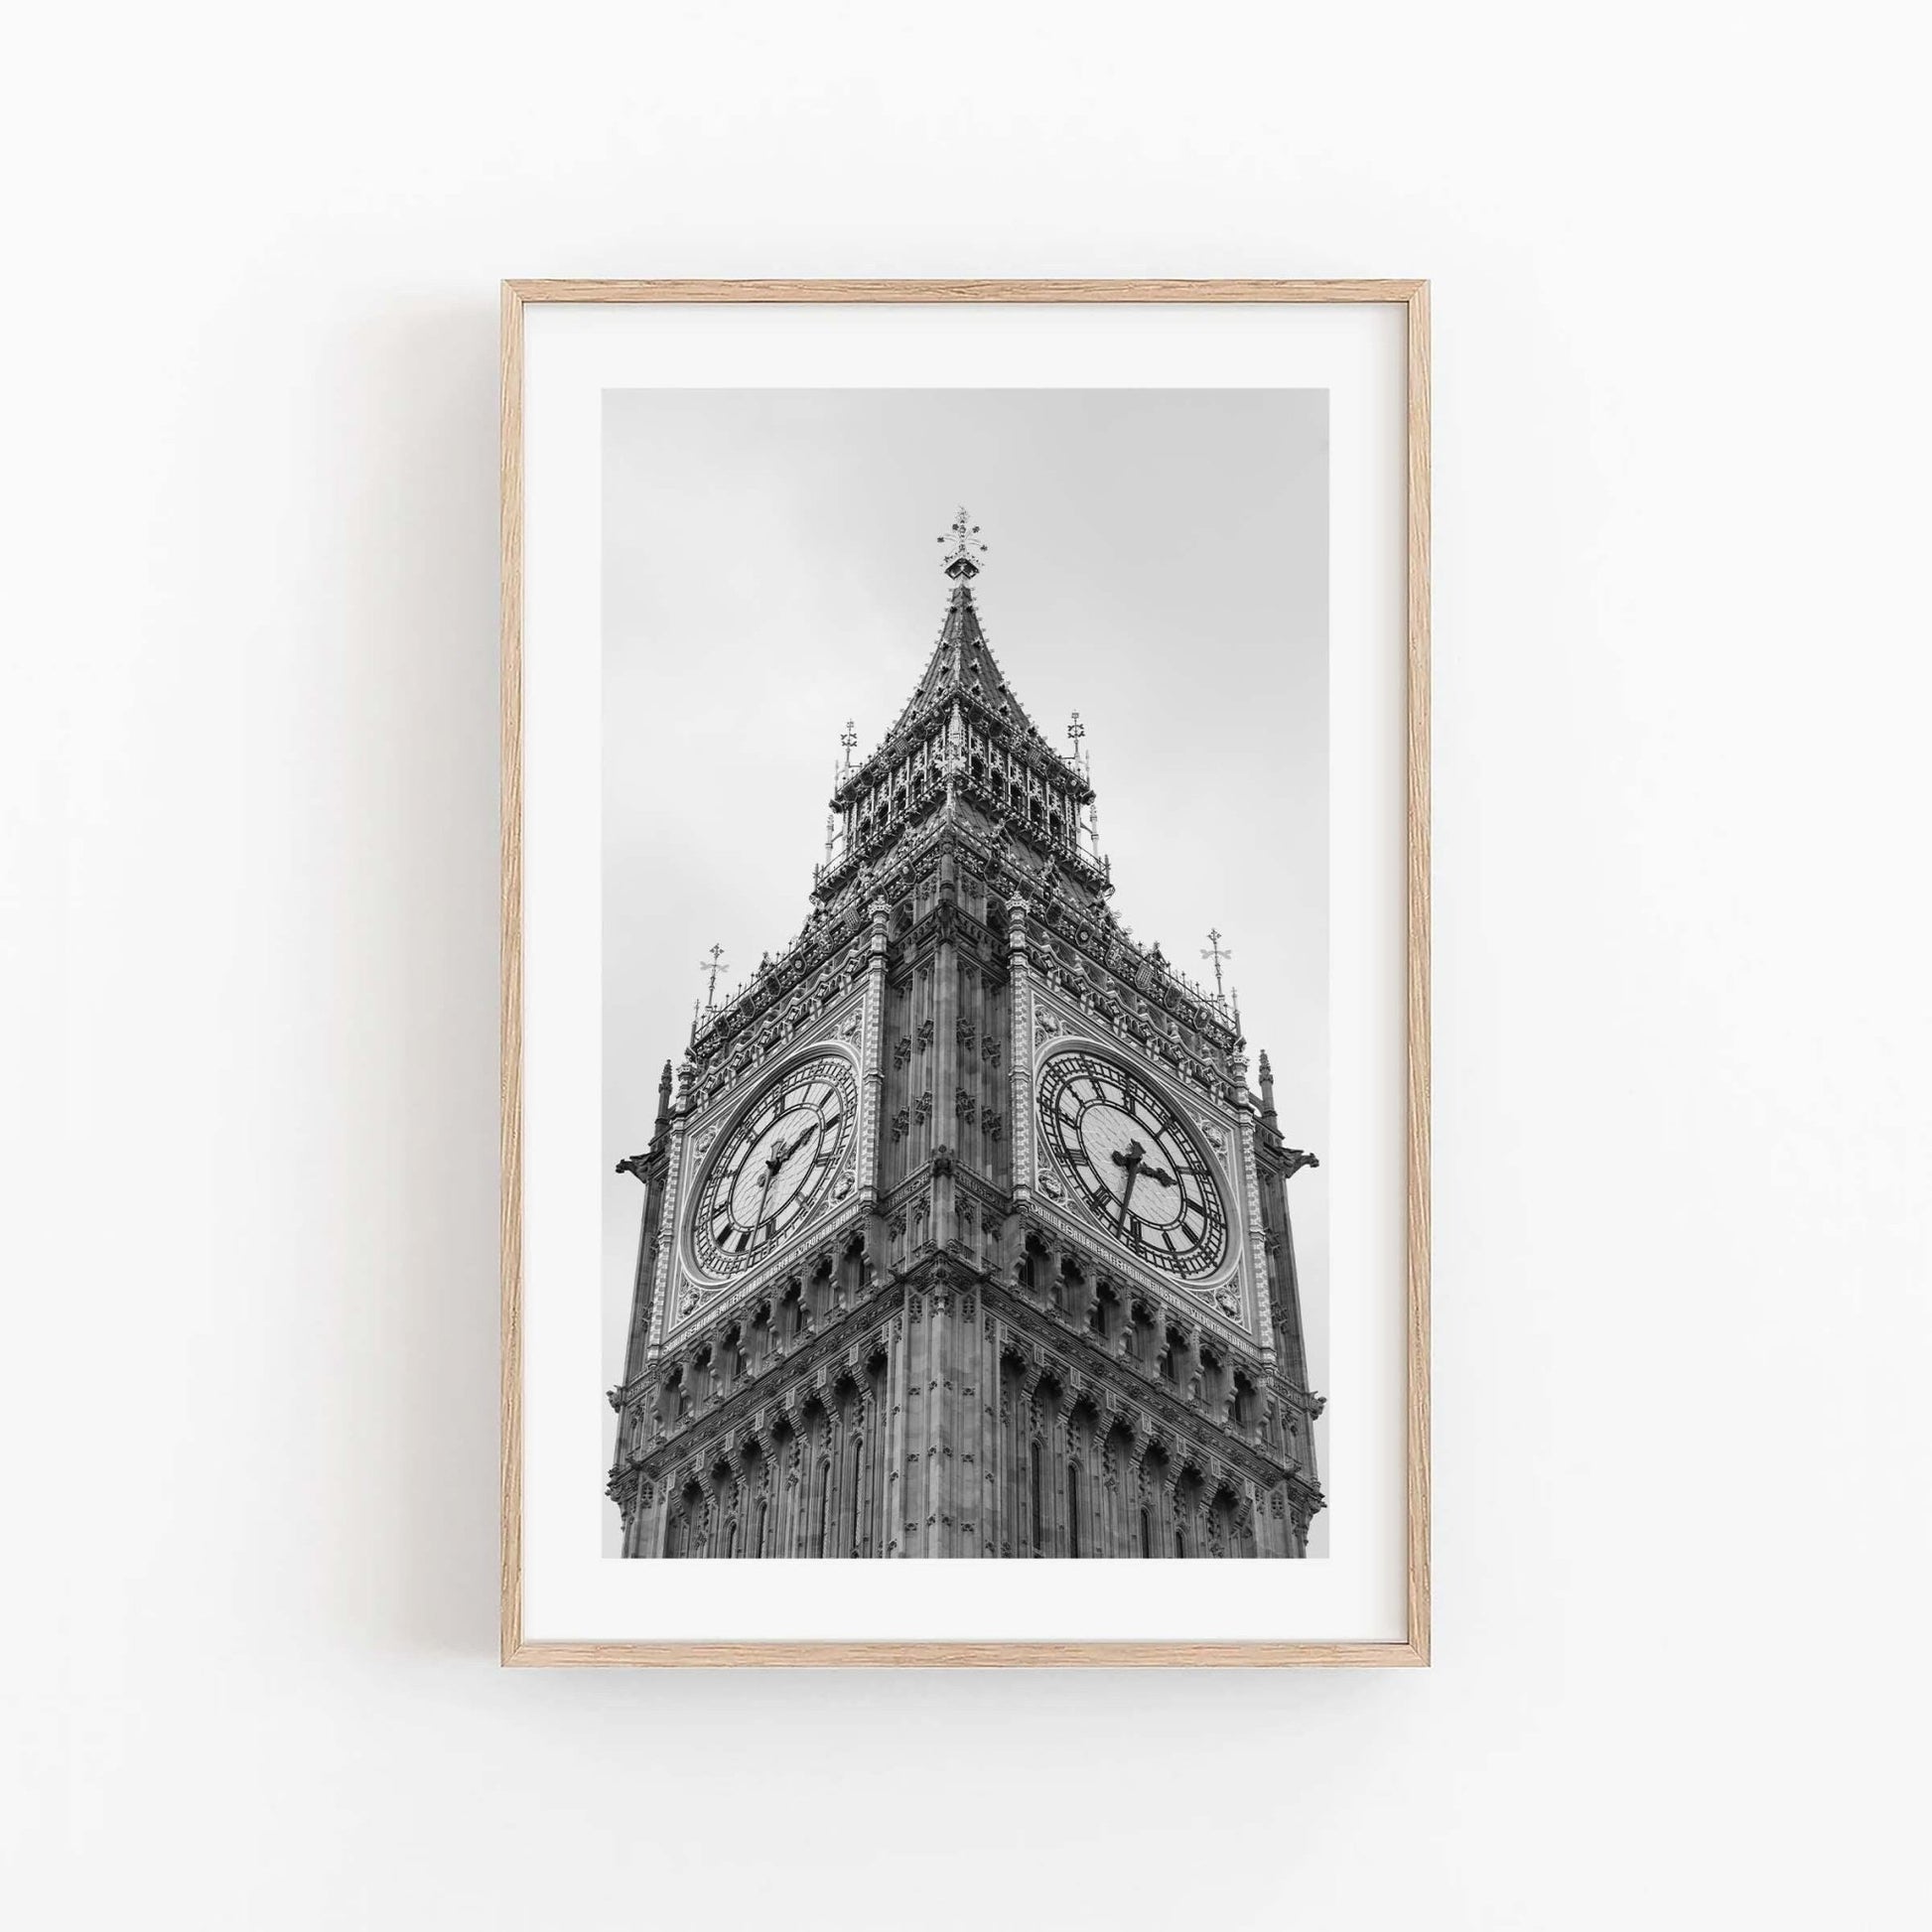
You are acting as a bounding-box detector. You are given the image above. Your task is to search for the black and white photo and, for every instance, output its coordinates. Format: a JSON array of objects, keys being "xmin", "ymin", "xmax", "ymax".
[{"xmin": 601, "ymin": 388, "xmax": 1330, "ymax": 1560}]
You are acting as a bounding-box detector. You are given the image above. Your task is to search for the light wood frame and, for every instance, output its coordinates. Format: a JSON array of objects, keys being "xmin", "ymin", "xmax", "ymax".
[{"xmin": 500, "ymin": 279, "xmax": 1431, "ymax": 1666}]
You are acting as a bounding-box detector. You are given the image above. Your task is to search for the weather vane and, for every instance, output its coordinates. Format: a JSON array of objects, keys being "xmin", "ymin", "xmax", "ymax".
[
  {"xmin": 1066, "ymin": 710, "xmax": 1086, "ymax": 763},
  {"xmin": 839, "ymin": 718, "xmax": 857, "ymax": 767},
  {"xmin": 697, "ymin": 942, "xmax": 731, "ymax": 1013},
  {"xmin": 1201, "ymin": 928, "xmax": 1233, "ymax": 1005},
  {"xmin": 937, "ymin": 507, "xmax": 988, "ymax": 580}
]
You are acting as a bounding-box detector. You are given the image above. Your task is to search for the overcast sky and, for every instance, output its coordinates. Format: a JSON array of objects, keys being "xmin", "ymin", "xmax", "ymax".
[{"xmin": 603, "ymin": 388, "xmax": 1328, "ymax": 1548}]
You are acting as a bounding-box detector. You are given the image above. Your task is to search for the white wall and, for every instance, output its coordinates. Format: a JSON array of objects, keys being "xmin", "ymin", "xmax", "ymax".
[{"xmin": 4, "ymin": 4, "xmax": 1927, "ymax": 1927}]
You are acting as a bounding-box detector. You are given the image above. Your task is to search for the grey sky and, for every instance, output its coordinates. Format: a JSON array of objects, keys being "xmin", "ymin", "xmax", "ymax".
[{"xmin": 602, "ymin": 388, "xmax": 1328, "ymax": 1548}]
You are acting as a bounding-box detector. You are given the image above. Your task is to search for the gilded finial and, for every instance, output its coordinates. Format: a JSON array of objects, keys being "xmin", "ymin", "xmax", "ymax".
[
  {"xmin": 937, "ymin": 507, "xmax": 987, "ymax": 581},
  {"xmin": 1200, "ymin": 928, "xmax": 1233, "ymax": 1007},
  {"xmin": 697, "ymin": 942, "xmax": 730, "ymax": 1014}
]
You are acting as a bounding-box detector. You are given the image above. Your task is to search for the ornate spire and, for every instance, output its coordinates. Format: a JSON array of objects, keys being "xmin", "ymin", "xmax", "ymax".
[
  {"xmin": 815, "ymin": 513, "xmax": 1106, "ymax": 911},
  {"xmin": 875, "ymin": 513, "xmax": 1060, "ymax": 759}
]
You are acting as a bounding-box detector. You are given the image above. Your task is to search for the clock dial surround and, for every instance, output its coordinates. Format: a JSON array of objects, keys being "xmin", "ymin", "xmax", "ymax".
[
  {"xmin": 1036, "ymin": 1049, "xmax": 1229, "ymax": 1281},
  {"xmin": 689, "ymin": 1054, "xmax": 859, "ymax": 1279}
]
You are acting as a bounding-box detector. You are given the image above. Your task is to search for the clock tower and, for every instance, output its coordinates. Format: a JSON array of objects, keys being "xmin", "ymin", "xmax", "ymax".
[{"xmin": 609, "ymin": 514, "xmax": 1325, "ymax": 1558}]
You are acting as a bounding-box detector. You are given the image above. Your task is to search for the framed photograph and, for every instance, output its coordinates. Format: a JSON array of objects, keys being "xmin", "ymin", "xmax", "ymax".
[{"xmin": 501, "ymin": 280, "xmax": 1430, "ymax": 1665}]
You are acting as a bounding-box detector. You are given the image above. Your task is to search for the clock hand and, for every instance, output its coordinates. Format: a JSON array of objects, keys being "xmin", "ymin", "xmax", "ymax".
[
  {"xmin": 755, "ymin": 1126, "xmax": 814, "ymax": 1225},
  {"xmin": 753, "ymin": 1132, "xmax": 790, "ymax": 1219},
  {"xmin": 1110, "ymin": 1141, "xmax": 1146, "ymax": 1225}
]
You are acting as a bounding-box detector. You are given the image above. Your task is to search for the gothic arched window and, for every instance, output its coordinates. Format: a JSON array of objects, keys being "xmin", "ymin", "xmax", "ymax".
[
  {"xmin": 1140, "ymin": 1506, "xmax": 1152, "ymax": 1560},
  {"xmin": 1030, "ymin": 1439, "xmax": 1043, "ymax": 1555},
  {"xmin": 1231, "ymin": 1375, "xmax": 1256, "ymax": 1429},
  {"xmin": 1066, "ymin": 1462, "xmax": 1082, "ymax": 1558},
  {"xmin": 815, "ymin": 1460, "xmax": 831, "ymax": 1558}
]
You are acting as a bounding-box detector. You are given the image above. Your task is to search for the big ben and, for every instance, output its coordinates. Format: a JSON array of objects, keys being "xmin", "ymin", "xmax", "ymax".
[{"xmin": 608, "ymin": 513, "xmax": 1323, "ymax": 1558}]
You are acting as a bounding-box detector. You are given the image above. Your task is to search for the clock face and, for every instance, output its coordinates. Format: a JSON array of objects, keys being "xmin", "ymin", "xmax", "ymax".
[
  {"xmin": 690, "ymin": 1055, "xmax": 858, "ymax": 1278},
  {"xmin": 1036, "ymin": 1050, "xmax": 1229, "ymax": 1280}
]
